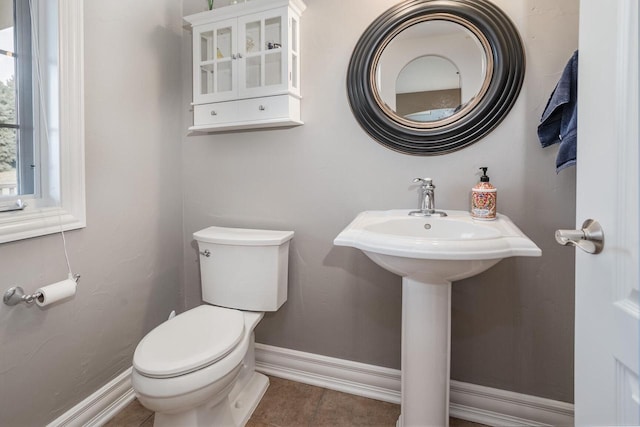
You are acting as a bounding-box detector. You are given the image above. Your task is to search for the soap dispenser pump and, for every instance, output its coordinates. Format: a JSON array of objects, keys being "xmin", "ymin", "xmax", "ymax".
[{"xmin": 471, "ymin": 167, "xmax": 497, "ymax": 220}]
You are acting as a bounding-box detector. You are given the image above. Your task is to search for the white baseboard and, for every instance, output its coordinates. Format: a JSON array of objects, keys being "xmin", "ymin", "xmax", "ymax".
[
  {"xmin": 254, "ymin": 343, "xmax": 574, "ymax": 427},
  {"xmin": 46, "ymin": 346, "xmax": 574, "ymax": 427},
  {"xmin": 449, "ymin": 381, "xmax": 574, "ymax": 426},
  {"xmin": 47, "ymin": 367, "xmax": 135, "ymax": 427},
  {"xmin": 255, "ymin": 342, "xmax": 402, "ymax": 404}
]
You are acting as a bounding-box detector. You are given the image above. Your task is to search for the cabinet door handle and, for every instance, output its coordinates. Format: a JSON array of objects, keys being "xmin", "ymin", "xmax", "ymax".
[
  {"xmin": 210, "ymin": 110, "xmax": 217, "ymax": 116},
  {"xmin": 258, "ymin": 105, "xmax": 266, "ymax": 111},
  {"xmin": 232, "ymin": 54, "xmax": 237, "ymax": 60},
  {"xmin": 237, "ymin": 53, "xmax": 243, "ymax": 59}
]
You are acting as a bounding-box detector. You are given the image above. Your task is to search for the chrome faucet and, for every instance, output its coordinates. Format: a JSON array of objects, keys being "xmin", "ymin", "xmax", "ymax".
[{"xmin": 409, "ymin": 178, "xmax": 447, "ymax": 217}]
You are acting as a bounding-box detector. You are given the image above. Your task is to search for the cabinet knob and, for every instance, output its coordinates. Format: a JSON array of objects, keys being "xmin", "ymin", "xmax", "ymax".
[
  {"xmin": 258, "ymin": 105, "xmax": 266, "ymax": 111},
  {"xmin": 237, "ymin": 53, "xmax": 243, "ymax": 59},
  {"xmin": 210, "ymin": 110, "xmax": 217, "ymax": 116}
]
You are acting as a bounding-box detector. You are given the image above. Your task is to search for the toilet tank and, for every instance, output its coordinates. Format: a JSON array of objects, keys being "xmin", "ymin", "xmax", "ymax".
[{"xmin": 193, "ymin": 226, "xmax": 294, "ymax": 311}]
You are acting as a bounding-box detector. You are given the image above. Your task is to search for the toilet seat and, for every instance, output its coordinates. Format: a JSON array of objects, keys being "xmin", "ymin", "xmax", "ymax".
[{"xmin": 133, "ymin": 305, "xmax": 244, "ymax": 378}]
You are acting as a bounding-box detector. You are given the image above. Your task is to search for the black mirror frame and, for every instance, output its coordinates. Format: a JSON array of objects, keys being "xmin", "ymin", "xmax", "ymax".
[{"xmin": 347, "ymin": 0, "xmax": 525, "ymax": 155}]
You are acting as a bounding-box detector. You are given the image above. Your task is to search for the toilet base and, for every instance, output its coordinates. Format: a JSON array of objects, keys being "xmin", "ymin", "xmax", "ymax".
[
  {"xmin": 153, "ymin": 371, "xmax": 268, "ymax": 427},
  {"xmin": 230, "ymin": 372, "xmax": 269, "ymax": 426}
]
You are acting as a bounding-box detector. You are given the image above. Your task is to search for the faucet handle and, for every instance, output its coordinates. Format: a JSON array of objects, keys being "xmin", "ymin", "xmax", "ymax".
[{"xmin": 413, "ymin": 177, "xmax": 434, "ymax": 187}]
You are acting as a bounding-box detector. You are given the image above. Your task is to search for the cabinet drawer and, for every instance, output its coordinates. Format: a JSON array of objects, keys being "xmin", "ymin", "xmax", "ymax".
[
  {"xmin": 194, "ymin": 101, "xmax": 238, "ymax": 126},
  {"xmin": 239, "ymin": 96, "xmax": 290, "ymax": 121},
  {"xmin": 190, "ymin": 95, "xmax": 301, "ymax": 132}
]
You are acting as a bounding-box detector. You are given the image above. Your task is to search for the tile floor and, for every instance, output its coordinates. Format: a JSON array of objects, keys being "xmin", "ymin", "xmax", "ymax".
[{"xmin": 105, "ymin": 376, "xmax": 486, "ymax": 427}]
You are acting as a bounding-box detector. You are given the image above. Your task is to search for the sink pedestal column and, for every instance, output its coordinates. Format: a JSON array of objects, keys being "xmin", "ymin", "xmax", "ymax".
[{"xmin": 398, "ymin": 277, "xmax": 451, "ymax": 427}]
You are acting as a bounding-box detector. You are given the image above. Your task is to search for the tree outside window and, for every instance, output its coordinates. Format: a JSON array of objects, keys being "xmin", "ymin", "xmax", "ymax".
[{"xmin": 0, "ymin": 76, "xmax": 17, "ymax": 173}]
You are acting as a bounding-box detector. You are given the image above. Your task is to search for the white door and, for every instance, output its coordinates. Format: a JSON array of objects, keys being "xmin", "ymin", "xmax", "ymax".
[{"xmin": 574, "ymin": 0, "xmax": 639, "ymax": 425}]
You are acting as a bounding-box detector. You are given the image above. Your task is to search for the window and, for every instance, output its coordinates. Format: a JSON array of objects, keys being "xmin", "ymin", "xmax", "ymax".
[
  {"xmin": 0, "ymin": 0, "xmax": 35, "ymax": 199},
  {"xmin": 0, "ymin": 0, "xmax": 85, "ymax": 243}
]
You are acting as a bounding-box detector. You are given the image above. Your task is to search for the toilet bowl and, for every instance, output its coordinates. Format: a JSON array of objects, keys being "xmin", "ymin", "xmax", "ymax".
[
  {"xmin": 132, "ymin": 306, "xmax": 265, "ymax": 426},
  {"xmin": 131, "ymin": 226, "xmax": 293, "ymax": 427}
]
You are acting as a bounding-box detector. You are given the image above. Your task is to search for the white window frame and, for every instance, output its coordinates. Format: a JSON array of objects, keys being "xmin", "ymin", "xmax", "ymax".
[{"xmin": 0, "ymin": 0, "xmax": 85, "ymax": 243}]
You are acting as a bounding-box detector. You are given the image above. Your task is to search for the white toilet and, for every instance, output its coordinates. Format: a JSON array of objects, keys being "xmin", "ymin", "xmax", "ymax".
[{"xmin": 131, "ymin": 226, "xmax": 294, "ymax": 427}]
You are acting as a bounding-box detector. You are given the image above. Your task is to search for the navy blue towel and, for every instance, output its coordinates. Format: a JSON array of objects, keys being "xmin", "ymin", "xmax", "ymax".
[{"xmin": 538, "ymin": 51, "xmax": 579, "ymax": 172}]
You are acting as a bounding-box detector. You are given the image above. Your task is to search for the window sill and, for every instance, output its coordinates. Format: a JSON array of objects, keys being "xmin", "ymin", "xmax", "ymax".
[{"xmin": 0, "ymin": 206, "xmax": 85, "ymax": 243}]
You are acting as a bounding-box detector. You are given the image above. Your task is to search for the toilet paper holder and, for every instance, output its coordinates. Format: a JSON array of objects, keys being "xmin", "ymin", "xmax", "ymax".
[{"xmin": 3, "ymin": 274, "xmax": 80, "ymax": 306}]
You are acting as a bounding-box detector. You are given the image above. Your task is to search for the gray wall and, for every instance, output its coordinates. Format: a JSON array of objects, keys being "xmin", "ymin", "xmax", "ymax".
[
  {"xmin": 182, "ymin": 0, "xmax": 578, "ymax": 403},
  {"xmin": 0, "ymin": 1, "xmax": 184, "ymax": 425}
]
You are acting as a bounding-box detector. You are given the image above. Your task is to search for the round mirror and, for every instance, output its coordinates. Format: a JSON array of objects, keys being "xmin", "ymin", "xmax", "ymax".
[{"xmin": 347, "ymin": 0, "xmax": 525, "ymax": 155}]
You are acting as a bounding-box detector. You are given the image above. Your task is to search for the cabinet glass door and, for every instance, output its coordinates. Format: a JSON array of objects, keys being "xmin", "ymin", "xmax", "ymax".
[
  {"xmin": 239, "ymin": 11, "xmax": 286, "ymax": 97},
  {"xmin": 194, "ymin": 19, "xmax": 236, "ymax": 103}
]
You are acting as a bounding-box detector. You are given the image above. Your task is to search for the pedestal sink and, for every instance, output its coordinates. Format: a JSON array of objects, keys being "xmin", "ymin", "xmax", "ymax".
[{"xmin": 334, "ymin": 210, "xmax": 541, "ymax": 427}]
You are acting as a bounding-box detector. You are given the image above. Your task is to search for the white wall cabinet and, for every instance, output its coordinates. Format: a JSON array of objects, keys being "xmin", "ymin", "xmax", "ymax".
[{"xmin": 185, "ymin": 0, "xmax": 305, "ymax": 132}]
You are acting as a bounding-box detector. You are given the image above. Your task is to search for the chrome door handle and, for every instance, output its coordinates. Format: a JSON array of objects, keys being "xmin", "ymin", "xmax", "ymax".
[{"xmin": 555, "ymin": 219, "xmax": 604, "ymax": 254}]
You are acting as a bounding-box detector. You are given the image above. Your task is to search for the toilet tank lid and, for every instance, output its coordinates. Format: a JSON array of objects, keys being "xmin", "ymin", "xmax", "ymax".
[{"xmin": 194, "ymin": 226, "xmax": 294, "ymax": 246}]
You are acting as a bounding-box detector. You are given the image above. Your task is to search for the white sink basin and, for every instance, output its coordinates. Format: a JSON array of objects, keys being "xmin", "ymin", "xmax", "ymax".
[
  {"xmin": 334, "ymin": 209, "xmax": 541, "ymax": 426},
  {"xmin": 334, "ymin": 209, "xmax": 541, "ymax": 282}
]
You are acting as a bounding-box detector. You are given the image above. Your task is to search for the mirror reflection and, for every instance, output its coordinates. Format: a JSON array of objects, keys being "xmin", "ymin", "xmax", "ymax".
[
  {"xmin": 396, "ymin": 55, "xmax": 460, "ymax": 122},
  {"xmin": 375, "ymin": 20, "xmax": 487, "ymax": 123}
]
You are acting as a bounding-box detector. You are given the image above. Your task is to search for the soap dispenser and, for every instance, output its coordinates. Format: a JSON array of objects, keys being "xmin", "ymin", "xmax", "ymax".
[{"xmin": 471, "ymin": 167, "xmax": 497, "ymax": 220}]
